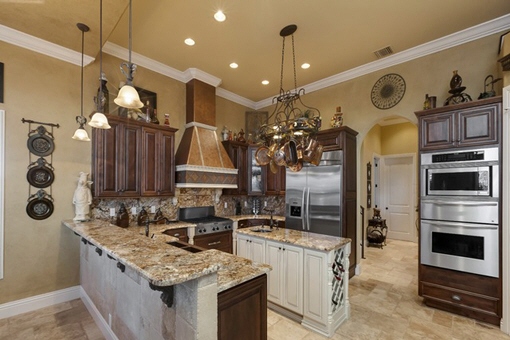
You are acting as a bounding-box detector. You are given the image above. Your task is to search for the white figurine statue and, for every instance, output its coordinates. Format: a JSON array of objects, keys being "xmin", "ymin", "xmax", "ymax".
[{"xmin": 73, "ymin": 172, "xmax": 93, "ymax": 221}]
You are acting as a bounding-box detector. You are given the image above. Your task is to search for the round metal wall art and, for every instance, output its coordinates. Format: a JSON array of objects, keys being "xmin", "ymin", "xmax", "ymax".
[
  {"xmin": 27, "ymin": 133, "xmax": 54, "ymax": 157},
  {"xmin": 371, "ymin": 73, "xmax": 406, "ymax": 110}
]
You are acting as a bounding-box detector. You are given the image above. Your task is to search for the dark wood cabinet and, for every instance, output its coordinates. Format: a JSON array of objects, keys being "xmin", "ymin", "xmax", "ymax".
[
  {"xmin": 92, "ymin": 115, "xmax": 177, "ymax": 197},
  {"xmin": 420, "ymin": 265, "xmax": 501, "ymax": 325},
  {"xmin": 92, "ymin": 117, "xmax": 141, "ymax": 197},
  {"xmin": 416, "ymin": 96, "xmax": 501, "ymax": 151},
  {"xmin": 141, "ymin": 126, "xmax": 176, "ymax": 196},
  {"xmin": 218, "ymin": 274, "xmax": 267, "ymax": 340},
  {"xmin": 222, "ymin": 141, "xmax": 248, "ymax": 195},
  {"xmin": 222, "ymin": 141, "xmax": 285, "ymax": 196},
  {"xmin": 316, "ymin": 126, "xmax": 358, "ymax": 278},
  {"xmin": 265, "ymin": 163, "xmax": 286, "ymax": 195},
  {"xmin": 193, "ymin": 230, "xmax": 233, "ymax": 253},
  {"xmin": 238, "ymin": 219, "xmax": 270, "ymax": 229},
  {"xmin": 162, "ymin": 227, "xmax": 189, "ymax": 243}
]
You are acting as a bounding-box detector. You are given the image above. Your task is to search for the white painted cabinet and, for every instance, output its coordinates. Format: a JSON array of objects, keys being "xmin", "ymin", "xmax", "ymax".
[
  {"xmin": 236, "ymin": 233, "xmax": 265, "ymax": 263},
  {"xmin": 266, "ymin": 240, "xmax": 303, "ymax": 315},
  {"xmin": 302, "ymin": 244, "xmax": 350, "ymax": 337}
]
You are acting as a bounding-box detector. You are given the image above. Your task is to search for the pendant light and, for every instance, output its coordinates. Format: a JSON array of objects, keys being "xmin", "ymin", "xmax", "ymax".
[
  {"xmin": 114, "ymin": 0, "xmax": 143, "ymax": 109},
  {"xmin": 72, "ymin": 23, "xmax": 91, "ymax": 142},
  {"xmin": 89, "ymin": 0, "xmax": 111, "ymax": 129}
]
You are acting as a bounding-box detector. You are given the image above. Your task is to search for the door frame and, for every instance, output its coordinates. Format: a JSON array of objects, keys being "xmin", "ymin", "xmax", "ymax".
[
  {"xmin": 379, "ymin": 152, "xmax": 418, "ymax": 243},
  {"xmin": 501, "ymin": 85, "xmax": 510, "ymax": 334}
]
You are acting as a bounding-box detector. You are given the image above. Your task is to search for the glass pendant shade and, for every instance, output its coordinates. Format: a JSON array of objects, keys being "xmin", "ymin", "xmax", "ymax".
[
  {"xmin": 89, "ymin": 112, "xmax": 111, "ymax": 129},
  {"xmin": 72, "ymin": 127, "xmax": 91, "ymax": 141},
  {"xmin": 114, "ymin": 84, "xmax": 144, "ymax": 109}
]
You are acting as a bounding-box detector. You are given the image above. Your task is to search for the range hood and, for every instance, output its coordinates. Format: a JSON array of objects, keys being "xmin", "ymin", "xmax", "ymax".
[{"xmin": 174, "ymin": 79, "xmax": 238, "ymax": 188}]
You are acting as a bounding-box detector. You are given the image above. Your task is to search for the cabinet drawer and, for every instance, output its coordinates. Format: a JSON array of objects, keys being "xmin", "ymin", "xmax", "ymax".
[
  {"xmin": 163, "ymin": 227, "xmax": 188, "ymax": 243},
  {"xmin": 194, "ymin": 231, "xmax": 233, "ymax": 254},
  {"xmin": 422, "ymin": 282, "xmax": 499, "ymax": 315}
]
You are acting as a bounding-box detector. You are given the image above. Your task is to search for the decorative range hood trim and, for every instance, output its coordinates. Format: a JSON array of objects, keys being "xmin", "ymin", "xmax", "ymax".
[
  {"xmin": 176, "ymin": 164, "xmax": 238, "ymax": 174},
  {"xmin": 184, "ymin": 121, "xmax": 217, "ymax": 131},
  {"xmin": 175, "ymin": 183, "xmax": 238, "ymax": 189}
]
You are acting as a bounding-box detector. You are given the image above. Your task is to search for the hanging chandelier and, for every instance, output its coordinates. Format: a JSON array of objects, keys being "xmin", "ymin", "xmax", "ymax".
[
  {"xmin": 255, "ymin": 25, "xmax": 322, "ymax": 173},
  {"xmin": 114, "ymin": 0, "xmax": 143, "ymax": 109},
  {"xmin": 89, "ymin": 0, "xmax": 111, "ymax": 129},
  {"xmin": 72, "ymin": 23, "xmax": 91, "ymax": 142}
]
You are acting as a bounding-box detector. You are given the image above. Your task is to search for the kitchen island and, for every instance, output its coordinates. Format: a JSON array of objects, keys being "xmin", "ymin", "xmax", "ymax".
[
  {"xmin": 236, "ymin": 227, "xmax": 351, "ymax": 338},
  {"xmin": 63, "ymin": 219, "xmax": 270, "ymax": 340}
]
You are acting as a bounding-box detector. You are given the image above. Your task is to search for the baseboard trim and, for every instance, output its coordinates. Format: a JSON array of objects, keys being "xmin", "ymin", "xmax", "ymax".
[
  {"xmin": 80, "ymin": 287, "xmax": 118, "ymax": 340},
  {"xmin": 0, "ymin": 286, "xmax": 80, "ymax": 319}
]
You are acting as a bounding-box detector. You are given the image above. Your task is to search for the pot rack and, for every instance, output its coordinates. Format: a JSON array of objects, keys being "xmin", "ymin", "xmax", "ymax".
[{"xmin": 22, "ymin": 118, "xmax": 60, "ymax": 220}]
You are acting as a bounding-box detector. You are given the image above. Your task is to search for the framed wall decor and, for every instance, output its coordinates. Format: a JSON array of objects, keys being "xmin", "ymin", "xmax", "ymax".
[
  {"xmin": 245, "ymin": 111, "xmax": 268, "ymax": 143},
  {"xmin": 367, "ymin": 162, "xmax": 372, "ymax": 208}
]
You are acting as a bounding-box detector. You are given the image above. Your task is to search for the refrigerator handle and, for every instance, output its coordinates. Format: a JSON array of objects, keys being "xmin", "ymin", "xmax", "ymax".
[
  {"xmin": 301, "ymin": 187, "xmax": 307, "ymax": 230},
  {"xmin": 307, "ymin": 187, "xmax": 311, "ymax": 230}
]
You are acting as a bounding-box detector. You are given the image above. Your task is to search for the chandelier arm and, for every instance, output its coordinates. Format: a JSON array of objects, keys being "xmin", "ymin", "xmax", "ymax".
[
  {"xmin": 280, "ymin": 36, "xmax": 285, "ymax": 92},
  {"xmin": 292, "ymin": 34, "xmax": 297, "ymax": 91},
  {"xmin": 97, "ymin": 0, "xmax": 103, "ymax": 112}
]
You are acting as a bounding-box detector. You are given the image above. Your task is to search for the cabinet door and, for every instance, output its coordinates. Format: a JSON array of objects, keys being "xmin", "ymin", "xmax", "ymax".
[
  {"xmin": 266, "ymin": 241, "xmax": 283, "ymax": 305},
  {"xmin": 303, "ymin": 249, "xmax": 327, "ymax": 325},
  {"xmin": 248, "ymin": 145, "xmax": 263, "ymax": 195},
  {"xmin": 141, "ymin": 127, "xmax": 175, "ymax": 196},
  {"xmin": 265, "ymin": 165, "xmax": 286, "ymax": 195},
  {"xmin": 93, "ymin": 121, "xmax": 141, "ymax": 197},
  {"xmin": 236, "ymin": 235, "xmax": 250, "ymax": 259},
  {"xmin": 141, "ymin": 127, "xmax": 158, "ymax": 196},
  {"xmin": 157, "ymin": 129, "xmax": 176, "ymax": 195},
  {"xmin": 419, "ymin": 113, "xmax": 455, "ymax": 150},
  {"xmin": 251, "ymin": 237, "xmax": 266, "ymax": 263},
  {"xmin": 457, "ymin": 104, "xmax": 498, "ymax": 147},
  {"xmin": 222, "ymin": 141, "xmax": 248, "ymax": 195},
  {"xmin": 119, "ymin": 124, "xmax": 141, "ymax": 196},
  {"xmin": 282, "ymin": 244, "xmax": 303, "ymax": 314},
  {"xmin": 92, "ymin": 119, "xmax": 121, "ymax": 196}
]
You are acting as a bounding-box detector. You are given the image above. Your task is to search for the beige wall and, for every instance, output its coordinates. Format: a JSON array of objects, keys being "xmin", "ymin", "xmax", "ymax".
[
  {"xmin": 380, "ymin": 122, "xmax": 418, "ymax": 155},
  {"xmin": 0, "ymin": 31, "xmax": 504, "ymax": 304}
]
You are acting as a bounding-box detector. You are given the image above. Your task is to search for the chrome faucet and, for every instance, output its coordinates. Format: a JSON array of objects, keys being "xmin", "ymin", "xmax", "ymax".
[{"xmin": 145, "ymin": 217, "xmax": 172, "ymax": 237}]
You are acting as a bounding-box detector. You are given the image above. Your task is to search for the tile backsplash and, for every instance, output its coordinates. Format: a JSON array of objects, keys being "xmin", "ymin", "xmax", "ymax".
[{"xmin": 91, "ymin": 189, "xmax": 285, "ymax": 224}]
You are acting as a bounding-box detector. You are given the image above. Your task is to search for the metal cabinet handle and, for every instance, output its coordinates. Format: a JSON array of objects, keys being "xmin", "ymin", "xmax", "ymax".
[
  {"xmin": 117, "ymin": 262, "xmax": 126, "ymax": 273},
  {"xmin": 174, "ymin": 233, "xmax": 180, "ymax": 237},
  {"xmin": 208, "ymin": 241, "xmax": 221, "ymax": 246},
  {"xmin": 452, "ymin": 295, "xmax": 461, "ymax": 301},
  {"xmin": 95, "ymin": 247, "xmax": 102, "ymax": 256}
]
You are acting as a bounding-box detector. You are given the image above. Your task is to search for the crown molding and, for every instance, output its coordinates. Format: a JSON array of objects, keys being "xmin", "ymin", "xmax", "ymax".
[
  {"xmin": 254, "ymin": 14, "xmax": 510, "ymax": 109},
  {"xmin": 0, "ymin": 24, "xmax": 94, "ymax": 66},
  {"xmin": 2, "ymin": 14, "xmax": 509, "ymax": 110},
  {"xmin": 216, "ymin": 87, "xmax": 256, "ymax": 108}
]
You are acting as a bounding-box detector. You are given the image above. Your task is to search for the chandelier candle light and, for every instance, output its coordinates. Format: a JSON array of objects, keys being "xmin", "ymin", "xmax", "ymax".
[
  {"xmin": 114, "ymin": 0, "xmax": 143, "ymax": 109},
  {"xmin": 89, "ymin": 0, "xmax": 111, "ymax": 129},
  {"xmin": 72, "ymin": 23, "xmax": 91, "ymax": 142},
  {"xmin": 255, "ymin": 24, "xmax": 322, "ymax": 173}
]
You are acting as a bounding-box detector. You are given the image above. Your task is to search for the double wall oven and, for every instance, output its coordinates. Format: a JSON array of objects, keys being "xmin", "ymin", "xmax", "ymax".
[{"xmin": 420, "ymin": 147, "xmax": 499, "ymax": 278}]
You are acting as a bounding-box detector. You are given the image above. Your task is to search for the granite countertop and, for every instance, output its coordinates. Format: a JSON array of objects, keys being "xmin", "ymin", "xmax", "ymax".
[
  {"xmin": 236, "ymin": 227, "xmax": 351, "ymax": 252},
  {"xmin": 62, "ymin": 219, "xmax": 270, "ymax": 292}
]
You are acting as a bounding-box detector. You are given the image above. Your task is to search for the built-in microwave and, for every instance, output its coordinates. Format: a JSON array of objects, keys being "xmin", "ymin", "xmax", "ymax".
[{"xmin": 421, "ymin": 147, "xmax": 499, "ymax": 197}]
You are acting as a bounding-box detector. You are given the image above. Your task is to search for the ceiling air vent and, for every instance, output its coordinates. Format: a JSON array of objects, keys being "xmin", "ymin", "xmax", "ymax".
[{"xmin": 374, "ymin": 46, "xmax": 394, "ymax": 59}]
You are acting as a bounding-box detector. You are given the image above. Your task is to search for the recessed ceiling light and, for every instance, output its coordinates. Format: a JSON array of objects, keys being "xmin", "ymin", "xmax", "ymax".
[
  {"xmin": 301, "ymin": 63, "xmax": 310, "ymax": 69},
  {"xmin": 230, "ymin": 62, "xmax": 238, "ymax": 69},
  {"xmin": 184, "ymin": 38, "xmax": 195, "ymax": 46},
  {"xmin": 214, "ymin": 10, "xmax": 226, "ymax": 22},
  {"xmin": 262, "ymin": 80, "xmax": 269, "ymax": 85}
]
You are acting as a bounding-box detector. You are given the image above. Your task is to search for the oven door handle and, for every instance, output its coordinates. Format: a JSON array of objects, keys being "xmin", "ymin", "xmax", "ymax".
[
  {"xmin": 423, "ymin": 219, "xmax": 498, "ymax": 229},
  {"xmin": 430, "ymin": 201, "xmax": 498, "ymax": 206}
]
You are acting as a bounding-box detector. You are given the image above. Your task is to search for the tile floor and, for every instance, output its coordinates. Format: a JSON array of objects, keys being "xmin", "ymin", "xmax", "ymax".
[{"xmin": 1, "ymin": 239, "xmax": 510, "ymax": 339}]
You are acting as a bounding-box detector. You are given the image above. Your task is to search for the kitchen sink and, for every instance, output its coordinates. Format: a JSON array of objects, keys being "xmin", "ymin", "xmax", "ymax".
[
  {"xmin": 251, "ymin": 227, "xmax": 273, "ymax": 233},
  {"xmin": 167, "ymin": 241, "xmax": 205, "ymax": 253}
]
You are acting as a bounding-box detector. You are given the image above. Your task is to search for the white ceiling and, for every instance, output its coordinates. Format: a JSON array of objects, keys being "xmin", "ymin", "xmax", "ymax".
[{"xmin": 1, "ymin": 0, "xmax": 510, "ymax": 105}]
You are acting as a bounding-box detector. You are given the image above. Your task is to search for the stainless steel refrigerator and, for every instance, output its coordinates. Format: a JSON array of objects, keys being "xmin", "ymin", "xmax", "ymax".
[{"xmin": 285, "ymin": 150, "xmax": 343, "ymax": 236}]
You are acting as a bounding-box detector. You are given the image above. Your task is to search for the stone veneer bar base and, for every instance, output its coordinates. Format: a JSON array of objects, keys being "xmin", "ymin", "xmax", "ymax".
[{"xmin": 80, "ymin": 240, "xmax": 218, "ymax": 340}]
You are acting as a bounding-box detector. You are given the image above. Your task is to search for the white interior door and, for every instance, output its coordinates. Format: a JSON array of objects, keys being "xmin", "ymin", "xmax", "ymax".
[{"xmin": 381, "ymin": 154, "xmax": 417, "ymax": 242}]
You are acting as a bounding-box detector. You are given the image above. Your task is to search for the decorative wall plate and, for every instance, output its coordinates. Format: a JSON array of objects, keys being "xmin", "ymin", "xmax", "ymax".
[
  {"xmin": 26, "ymin": 195, "xmax": 54, "ymax": 220},
  {"xmin": 27, "ymin": 165, "xmax": 54, "ymax": 188},
  {"xmin": 27, "ymin": 133, "xmax": 54, "ymax": 156},
  {"xmin": 371, "ymin": 73, "xmax": 406, "ymax": 110}
]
